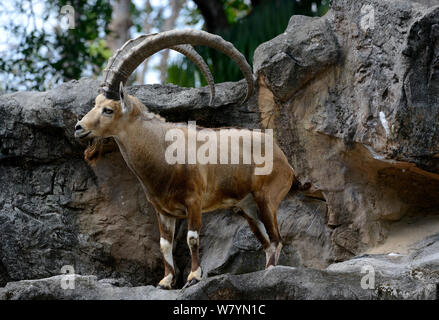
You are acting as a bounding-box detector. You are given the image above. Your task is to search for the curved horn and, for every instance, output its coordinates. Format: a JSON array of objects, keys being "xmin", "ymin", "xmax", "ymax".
[
  {"xmin": 169, "ymin": 45, "xmax": 215, "ymax": 106},
  {"xmin": 101, "ymin": 29, "xmax": 254, "ymax": 105},
  {"xmin": 101, "ymin": 34, "xmax": 215, "ymax": 105}
]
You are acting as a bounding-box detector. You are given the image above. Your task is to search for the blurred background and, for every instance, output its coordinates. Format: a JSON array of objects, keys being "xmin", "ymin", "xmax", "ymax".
[{"xmin": 0, "ymin": 0, "xmax": 329, "ymax": 93}]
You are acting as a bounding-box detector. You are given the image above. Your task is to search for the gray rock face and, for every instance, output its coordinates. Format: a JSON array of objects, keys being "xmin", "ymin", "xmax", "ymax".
[
  {"xmin": 328, "ymin": 233, "xmax": 439, "ymax": 279},
  {"xmin": 0, "ymin": 76, "xmax": 329, "ymax": 288},
  {"xmin": 0, "ymin": 275, "xmax": 179, "ymax": 300},
  {"xmin": 412, "ymin": 0, "xmax": 439, "ymax": 8},
  {"xmin": 254, "ymin": 0, "xmax": 439, "ymax": 260},
  {"xmin": 0, "ymin": 79, "xmax": 261, "ymax": 287},
  {"xmin": 2, "ymin": 232, "xmax": 438, "ymax": 300}
]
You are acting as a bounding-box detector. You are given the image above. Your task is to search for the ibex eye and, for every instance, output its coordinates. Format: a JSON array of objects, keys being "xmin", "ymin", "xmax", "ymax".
[{"xmin": 103, "ymin": 108, "xmax": 113, "ymax": 115}]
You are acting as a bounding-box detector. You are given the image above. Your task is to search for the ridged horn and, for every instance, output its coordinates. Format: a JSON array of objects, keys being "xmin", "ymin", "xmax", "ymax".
[
  {"xmin": 101, "ymin": 33, "xmax": 215, "ymax": 105},
  {"xmin": 100, "ymin": 29, "xmax": 254, "ymax": 105},
  {"xmin": 169, "ymin": 44, "xmax": 215, "ymax": 106}
]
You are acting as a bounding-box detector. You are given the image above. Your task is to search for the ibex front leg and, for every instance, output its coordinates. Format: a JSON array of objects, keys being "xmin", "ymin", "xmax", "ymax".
[
  {"xmin": 184, "ymin": 198, "xmax": 202, "ymax": 287},
  {"xmin": 156, "ymin": 212, "xmax": 176, "ymax": 290}
]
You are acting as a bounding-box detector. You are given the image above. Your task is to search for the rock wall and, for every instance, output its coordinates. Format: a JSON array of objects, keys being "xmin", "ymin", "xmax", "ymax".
[
  {"xmin": 0, "ymin": 79, "xmax": 262, "ymax": 287},
  {"xmin": 1, "ymin": 0, "xmax": 439, "ymax": 297},
  {"xmin": 254, "ymin": 0, "xmax": 439, "ymax": 261}
]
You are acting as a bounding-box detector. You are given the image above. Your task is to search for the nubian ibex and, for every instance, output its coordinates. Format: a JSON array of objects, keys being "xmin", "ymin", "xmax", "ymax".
[{"xmin": 75, "ymin": 30, "xmax": 295, "ymax": 289}]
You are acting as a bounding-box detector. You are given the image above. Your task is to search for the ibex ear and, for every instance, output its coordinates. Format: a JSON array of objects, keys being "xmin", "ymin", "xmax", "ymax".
[{"xmin": 119, "ymin": 82, "xmax": 131, "ymax": 114}]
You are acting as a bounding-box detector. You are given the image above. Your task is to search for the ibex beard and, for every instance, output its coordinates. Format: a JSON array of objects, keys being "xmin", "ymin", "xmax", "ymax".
[{"xmin": 74, "ymin": 30, "xmax": 296, "ymax": 289}]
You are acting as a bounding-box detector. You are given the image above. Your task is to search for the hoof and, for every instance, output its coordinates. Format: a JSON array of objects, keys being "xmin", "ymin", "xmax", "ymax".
[
  {"xmin": 157, "ymin": 273, "xmax": 175, "ymax": 290},
  {"xmin": 182, "ymin": 279, "xmax": 199, "ymax": 289},
  {"xmin": 156, "ymin": 284, "xmax": 172, "ymax": 290}
]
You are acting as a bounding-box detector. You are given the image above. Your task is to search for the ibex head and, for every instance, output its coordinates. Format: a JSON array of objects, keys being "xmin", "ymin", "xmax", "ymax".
[
  {"xmin": 75, "ymin": 83, "xmax": 136, "ymax": 140},
  {"xmin": 75, "ymin": 29, "xmax": 255, "ymax": 163}
]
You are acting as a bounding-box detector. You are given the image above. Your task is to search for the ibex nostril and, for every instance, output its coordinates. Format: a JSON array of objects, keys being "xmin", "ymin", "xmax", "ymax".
[{"xmin": 75, "ymin": 124, "xmax": 83, "ymax": 131}]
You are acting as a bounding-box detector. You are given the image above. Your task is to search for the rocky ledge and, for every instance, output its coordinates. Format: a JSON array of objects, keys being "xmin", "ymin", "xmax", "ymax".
[{"xmin": 1, "ymin": 233, "xmax": 438, "ymax": 300}]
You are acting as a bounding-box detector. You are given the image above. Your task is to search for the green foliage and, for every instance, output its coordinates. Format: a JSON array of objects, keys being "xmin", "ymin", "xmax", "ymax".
[
  {"xmin": 222, "ymin": 0, "xmax": 251, "ymax": 23},
  {"xmin": 0, "ymin": 0, "xmax": 112, "ymax": 92},
  {"xmin": 180, "ymin": 1, "xmax": 203, "ymax": 27},
  {"xmin": 167, "ymin": 62, "xmax": 196, "ymax": 88},
  {"xmin": 0, "ymin": 0, "xmax": 330, "ymax": 93},
  {"xmin": 167, "ymin": 0, "xmax": 329, "ymax": 87}
]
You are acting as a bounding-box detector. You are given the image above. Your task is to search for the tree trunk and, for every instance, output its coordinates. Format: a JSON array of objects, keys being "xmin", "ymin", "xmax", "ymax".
[
  {"xmin": 159, "ymin": 0, "xmax": 184, "ymax": 84},
  {"xmin": 192, "ymin": 0, "xmax": 229, "ymax": 33},
  {"xmin": 250, "ymin": 0, "xmax": 265, "ymax": 7},
  {"xmin": 137, "ymin": 0, "xmax": 153, "ymax": 85},
  {"xmin": 107, "ymin": 0, "xmax": 133, "ymax": 52}
]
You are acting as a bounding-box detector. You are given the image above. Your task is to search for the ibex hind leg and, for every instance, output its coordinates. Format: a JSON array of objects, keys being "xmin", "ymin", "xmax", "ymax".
[
  {"xmin": 235, "ymin": 193, "xmax": 283, "ymax": 269},
  {"xmin": 235, "ymin": 194, "xmax": 271, "ymax": 252},
  {"xmin": 253, "ymin": 192, "xmax": 283, "ymax": 268}
]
